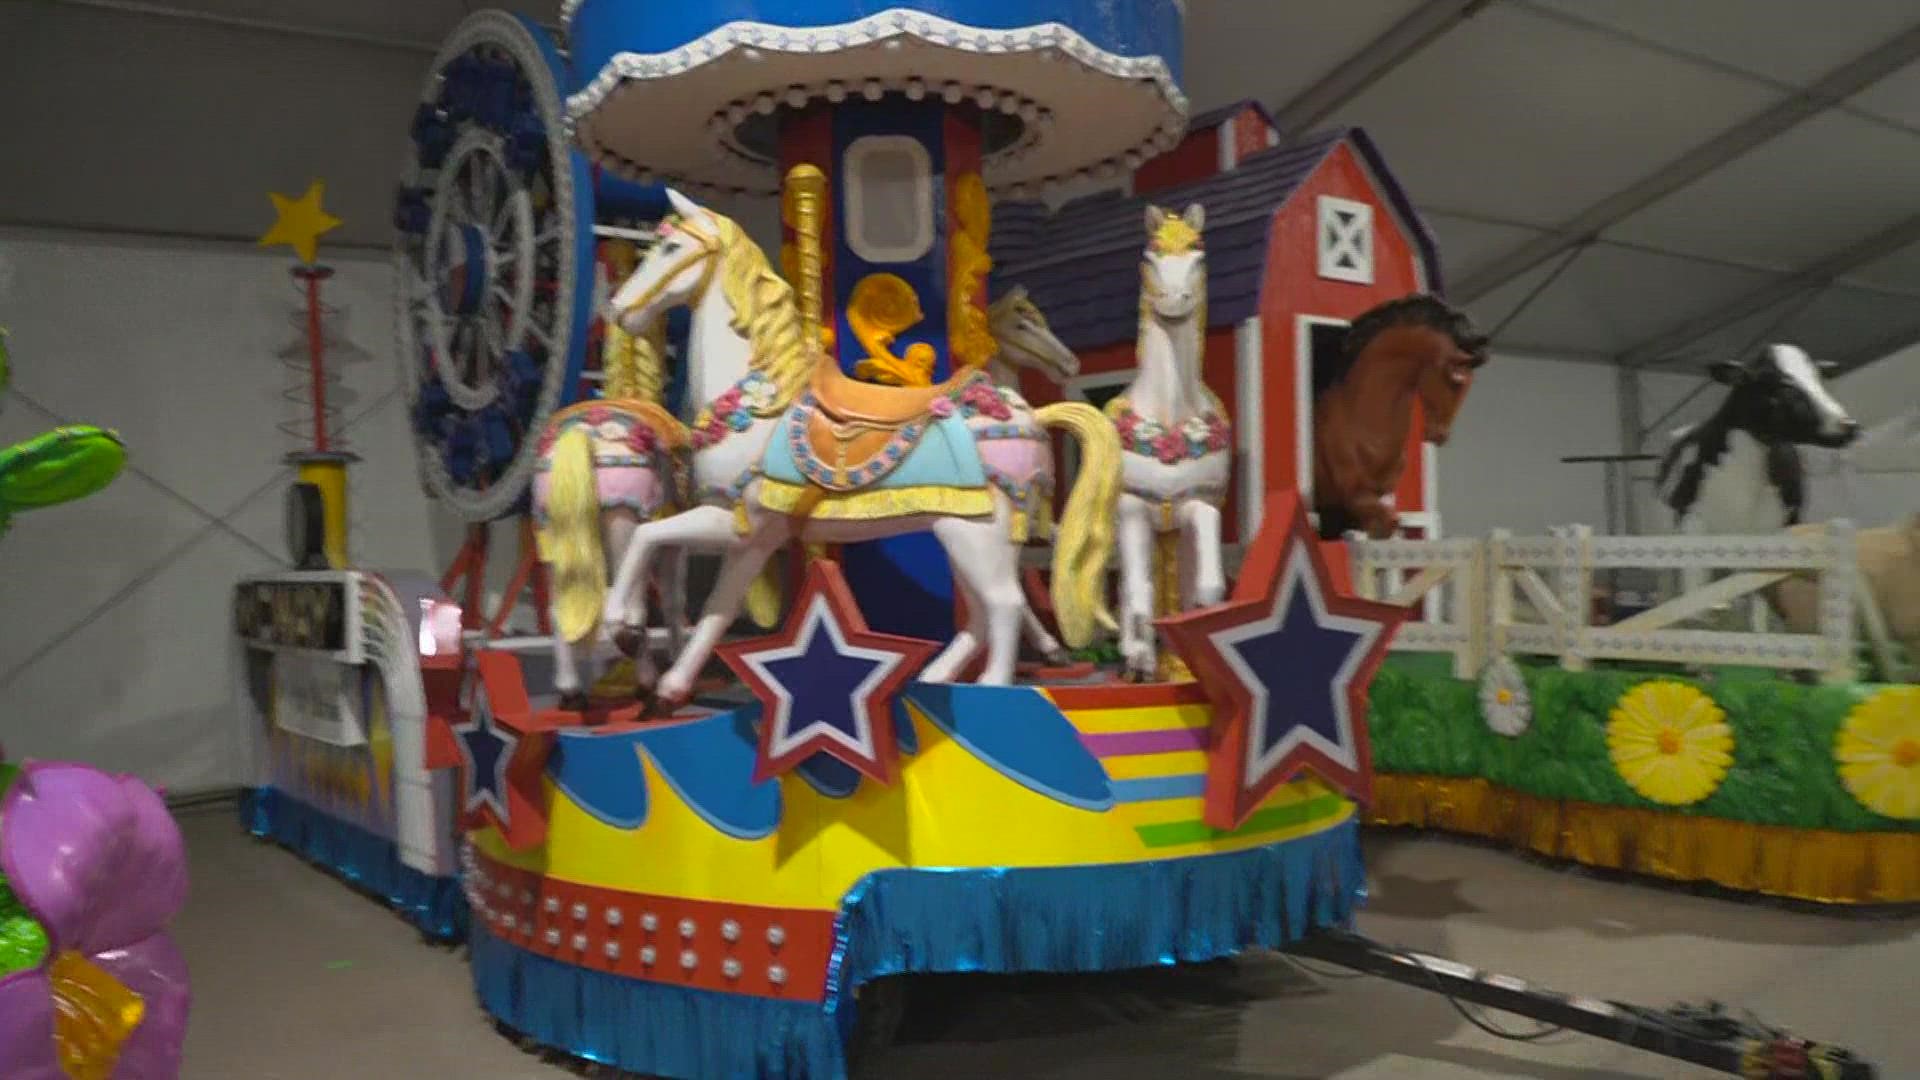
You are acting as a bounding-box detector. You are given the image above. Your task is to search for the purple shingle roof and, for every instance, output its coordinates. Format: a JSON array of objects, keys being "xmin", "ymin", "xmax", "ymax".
[{"xmin": 990, "ymin": 127, "xmax": 1442, "ymax": 351}]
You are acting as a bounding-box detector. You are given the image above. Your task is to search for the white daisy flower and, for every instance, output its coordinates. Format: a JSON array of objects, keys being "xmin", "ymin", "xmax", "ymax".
[{"xmin": 1479, "ymin": 656, "xmax": 1532, "ymax": 737}]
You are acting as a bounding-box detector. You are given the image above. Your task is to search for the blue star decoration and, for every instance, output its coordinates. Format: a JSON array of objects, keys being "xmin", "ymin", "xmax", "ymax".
[
  {"xmin": 718, "ymin": 561, "xmax": 940, "ymax": 785},
  {"xmin": 1161, "ymin": 490, "xmax": 1409, "ymax": 830},
  {"xmin": 452, "ymin": 681, "xmax": 517, "ymax": 823},
  {"xmin": 427, "ymin": 650, "xmax": 556, "ymax": 849}
]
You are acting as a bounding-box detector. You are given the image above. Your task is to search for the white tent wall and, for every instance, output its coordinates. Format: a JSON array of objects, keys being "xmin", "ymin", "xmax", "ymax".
[
  {"xmin": 0, "ymin": 233, "xmax": 443, "ymax": 795},
  {"xmin": 1805, "ymin": 345, "xmax": 1920, "ymax": 527},
  {"xmin": 1435, "ymin": 352, "xmax": 1624, "ymax": 540}
]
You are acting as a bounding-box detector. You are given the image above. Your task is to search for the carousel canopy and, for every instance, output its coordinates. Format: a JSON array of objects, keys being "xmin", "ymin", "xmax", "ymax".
[{"xmin": 562, "ymin": 0, "xmax": 1186, "ymax": 196}]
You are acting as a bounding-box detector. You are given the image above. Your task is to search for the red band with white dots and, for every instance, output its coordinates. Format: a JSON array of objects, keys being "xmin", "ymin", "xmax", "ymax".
[{"xmin": 465, "ymin": 846, "xmax": 837, "ymax": 1002}]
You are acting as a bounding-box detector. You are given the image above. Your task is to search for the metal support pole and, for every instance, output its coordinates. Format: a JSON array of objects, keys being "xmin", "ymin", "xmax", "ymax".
[{"xmin": 1615, "ymin": 365, "xmax": 1646, "ymax": 535}]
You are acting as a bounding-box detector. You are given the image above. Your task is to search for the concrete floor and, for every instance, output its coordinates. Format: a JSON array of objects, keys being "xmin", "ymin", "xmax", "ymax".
[{"xmin": 174, "ymin": 805, "xmax": 1920, "ymax": 1079}]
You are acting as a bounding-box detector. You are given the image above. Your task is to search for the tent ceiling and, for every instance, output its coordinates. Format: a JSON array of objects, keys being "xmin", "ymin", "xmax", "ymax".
[
  {"xmin": 5, "ymin": 0, "xmax": 1919, "ymax": 374},
  {"xmin": 1332, "ymin": 3, "xmax": 1784, "ymax": 227}
]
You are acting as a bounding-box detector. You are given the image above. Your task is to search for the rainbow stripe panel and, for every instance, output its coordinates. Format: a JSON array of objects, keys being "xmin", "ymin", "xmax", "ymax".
[{"xmin": 1043, "ymin": 684, "xmax": 1346, "ymax": 849}]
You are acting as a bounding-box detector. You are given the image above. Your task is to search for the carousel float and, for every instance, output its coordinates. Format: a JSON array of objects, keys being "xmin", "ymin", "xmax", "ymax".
[{"xmin": 224, "ymin": 2, "xmax": 1890, "ymax": 1077}]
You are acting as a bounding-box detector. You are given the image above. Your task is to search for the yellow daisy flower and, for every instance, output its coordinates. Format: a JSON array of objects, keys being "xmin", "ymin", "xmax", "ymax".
[
  {"xmin": 1606, "ymin": 681, "xmax": 1734, "ymax": 806},
  {"xmin": 1834, "ymin": 686, "xmax": 1920, "ymax": 821}
]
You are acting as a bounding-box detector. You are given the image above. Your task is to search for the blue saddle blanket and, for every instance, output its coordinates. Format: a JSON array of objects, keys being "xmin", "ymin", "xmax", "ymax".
[{"xmin": 761, "ymin": 405, "xmax": 986, "ymax": 493}]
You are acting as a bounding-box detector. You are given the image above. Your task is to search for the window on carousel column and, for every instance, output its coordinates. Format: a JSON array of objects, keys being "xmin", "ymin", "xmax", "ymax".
[{"xmin": 844, "ymin": 135, "xmax": 933, "ymax": 263}]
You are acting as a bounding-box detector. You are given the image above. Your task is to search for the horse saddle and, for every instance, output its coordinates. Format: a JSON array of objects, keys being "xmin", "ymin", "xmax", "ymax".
[
  {"xmin": 790, "ymin": 358, "xmax": 980, "ymax": 492},
  {"xmin": 809, "ymin": 355, "xmax": 968, "ymax": 424}
]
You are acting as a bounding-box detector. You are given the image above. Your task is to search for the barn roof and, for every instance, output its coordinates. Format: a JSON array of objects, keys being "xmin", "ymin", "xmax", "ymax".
[
  {"xmin": 990, "ymin": 127, "xmax": 1443, "ymax": 351},
  {"xmin": 1182, "ymin": 99, "xmax": 1278, "ymax": 135}
]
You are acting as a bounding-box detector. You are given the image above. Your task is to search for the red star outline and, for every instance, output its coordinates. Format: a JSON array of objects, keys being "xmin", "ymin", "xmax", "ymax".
[
  {"xmin": 1159, "ymin": 490, "xmax": 1408, "ymax": 830},
  {"xmin": 424, "ymin": 650, "xmax": 556, "ymax": 849},
  {"xmin": 717, "ymin": 561, "xmax": 939, "ymax": 785}
]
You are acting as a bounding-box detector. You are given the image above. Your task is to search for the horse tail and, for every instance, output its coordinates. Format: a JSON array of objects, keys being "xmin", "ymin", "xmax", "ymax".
[
  {"xmin": 1036, "ymin": 402, "xmax": 1120, "ymax": 646},
  {"xmin": 745, "ymin": 558, "xmax": 783, "ymax": 630},
  {"xmin": 543, "ymin": 427, "xmax": 606, "ymax": 644}
]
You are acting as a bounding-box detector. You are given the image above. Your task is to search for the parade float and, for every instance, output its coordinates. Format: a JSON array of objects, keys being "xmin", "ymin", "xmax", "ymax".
[
  {"xmin": 224, "ymin": 3, "xmax": 1887, "ymax": 1077},
  {"xmin": 1349, "ymin": 350, "xmax": 1920, "ymax": 907}
]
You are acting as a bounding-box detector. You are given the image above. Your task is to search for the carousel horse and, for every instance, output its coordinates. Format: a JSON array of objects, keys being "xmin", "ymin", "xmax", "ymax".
[
  {"xmin": 1312, "ymin": 294, "xmax": 1489, "ymax": 540},
  {"xmin": 1109, "ymin": 204, "xmax": 1234, "ymax": 681},
  {"xmin": 604, "ymin": 283, "xmax": 1083, "ymax": 673},
  {"xmin": 983, "ymin": 287, "xmax": 1082, "ymax": 665},
  {"xmin": 533, "ymin": 317, "xmax": 691, "ymax": 711},
  {"xmin": 600, "ymin": 188, "xmax": 1119, "ymax": 709}
]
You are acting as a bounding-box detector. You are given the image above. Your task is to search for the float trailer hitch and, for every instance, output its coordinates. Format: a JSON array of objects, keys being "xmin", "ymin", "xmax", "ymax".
[{"xmin": 1284, "ymin": 930, "xmax": 1878, "ymax": 1079}]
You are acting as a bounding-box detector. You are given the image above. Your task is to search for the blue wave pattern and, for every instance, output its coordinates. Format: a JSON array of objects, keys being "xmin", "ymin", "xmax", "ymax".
[{"xmin": 904, "ymin": 683, "xmax": 1114, "ymax": 810}]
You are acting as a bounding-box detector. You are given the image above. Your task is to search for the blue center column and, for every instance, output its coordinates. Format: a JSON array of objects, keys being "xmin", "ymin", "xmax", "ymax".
[{"xmin": 815, "ymin": 97, "xmax": 982, "ymax": 641}]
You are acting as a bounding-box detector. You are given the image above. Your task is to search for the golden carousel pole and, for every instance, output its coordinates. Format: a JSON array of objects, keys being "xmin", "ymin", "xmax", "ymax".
[
  {"xmin": 784, "ymin": 164, "xmax": 835, "ymax": 563},
  {"xmin": 784, "ymin": 164, "xmax": 829, "ymax": 353}
]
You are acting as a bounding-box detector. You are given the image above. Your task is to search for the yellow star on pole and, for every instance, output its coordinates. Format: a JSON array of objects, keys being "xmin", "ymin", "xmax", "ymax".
[{"xmin": 259, "ymin": 180, "xmax": 344, "ymax": 264}]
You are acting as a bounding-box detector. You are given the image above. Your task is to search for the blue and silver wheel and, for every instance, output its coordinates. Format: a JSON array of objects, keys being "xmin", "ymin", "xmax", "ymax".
[{"xmin": 395, "ymin": 10, "xmax": 596, "ymax": 522}]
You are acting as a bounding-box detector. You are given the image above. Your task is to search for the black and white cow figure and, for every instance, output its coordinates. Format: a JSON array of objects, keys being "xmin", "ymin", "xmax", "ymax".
[
  {"xmin": 1657, "ymin": 344, "xmax": 1861, "ymax": 537},
  {"xmin": 1657, "ymin": 344, "xmax": 1861, "ymax": 631}
]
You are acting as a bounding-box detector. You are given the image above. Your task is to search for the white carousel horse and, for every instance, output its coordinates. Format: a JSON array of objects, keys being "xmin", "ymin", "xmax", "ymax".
[
  {"xmin": 578, "ymin": 285, "xmax": 1079, "ymax": 687},
  {"xmin": 1109, "ymin": 204, "xmax": 1232, "ymax": 680},
  {"xmin": 533, "ymin": 318, "xmax": 690, "ymax": 710},
  {"xmin": 600, "ymin": 188, "xmax": 1119, "ymax": 708}
]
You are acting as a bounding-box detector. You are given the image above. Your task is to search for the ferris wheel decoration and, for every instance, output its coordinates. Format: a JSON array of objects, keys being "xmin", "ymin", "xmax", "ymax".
[{"xmin": 394, "ymin": 11, "xmax": 597, "ymax": 522}]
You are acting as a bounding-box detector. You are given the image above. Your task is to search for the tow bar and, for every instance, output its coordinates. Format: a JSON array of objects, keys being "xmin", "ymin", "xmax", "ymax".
[{"xmin": 1285, "ymin": 931, "xmax": 1878, "ymax": 1079}]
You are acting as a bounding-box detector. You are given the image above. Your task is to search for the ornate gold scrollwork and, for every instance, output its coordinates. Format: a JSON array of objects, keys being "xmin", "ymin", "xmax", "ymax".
[
  {"xmin": 848, "ymin": 274, "xmax": 937, "ymax": 387},
  {"xmin": 948, "ymin": 172, "xmax": 995, "ymax": 373}
]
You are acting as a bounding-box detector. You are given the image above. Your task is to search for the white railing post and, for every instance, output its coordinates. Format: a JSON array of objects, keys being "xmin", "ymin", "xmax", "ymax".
[
  {"xmin": 1557, "ymin": 524, "xmax": 1594, "ymax": 672},
  {"xmin": 1819, "ymin": 518, "xmax": 1858, "ymax": 685},
  {"xmin": 1456, "ymin": 535, "xmax": 1489, "ymax": 679},
  {"xmin": 1485, "ymin": 528, "xmax": 1512, "ymax": 665},
  {"xmin": 1347, "ymin": 530, "xmax": 1377, "ymax": 601}
]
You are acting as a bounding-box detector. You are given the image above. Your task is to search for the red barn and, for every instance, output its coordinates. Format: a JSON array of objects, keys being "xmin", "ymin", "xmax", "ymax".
[{"xmin": 992, "ymin": 101, "xmax": 1446, "ymax": 544}]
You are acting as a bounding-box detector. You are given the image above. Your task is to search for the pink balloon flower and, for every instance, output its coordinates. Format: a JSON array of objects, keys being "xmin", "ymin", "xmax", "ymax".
[{"xmin": 0, "ymin": 763, "xmax": 190, "ymax": 1079}]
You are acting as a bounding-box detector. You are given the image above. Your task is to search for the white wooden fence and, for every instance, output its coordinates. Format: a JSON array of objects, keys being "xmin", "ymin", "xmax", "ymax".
[{"xmin": 1348, "ymin": 522, "xmax": 1862, "ymax": 683}]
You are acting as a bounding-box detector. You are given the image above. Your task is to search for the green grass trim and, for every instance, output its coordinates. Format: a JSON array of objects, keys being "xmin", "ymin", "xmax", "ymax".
[
  {"xmin": 1132, "ymin": 795, "xmax": 1347, "ymax": 847},
  {"xmin": 1368, "ymin": 655, "xmax": 1918, "ymax": 833}
]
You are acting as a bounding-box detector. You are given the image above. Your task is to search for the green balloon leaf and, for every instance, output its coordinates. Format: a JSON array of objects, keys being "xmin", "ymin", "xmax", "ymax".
[{"xmin": 0, "ymin": 329, "xmax": 127, "ymax": 533}]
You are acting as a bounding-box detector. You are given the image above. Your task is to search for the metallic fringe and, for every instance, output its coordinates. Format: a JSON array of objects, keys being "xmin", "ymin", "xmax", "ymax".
[
  {"xmin": 240, "ymin": 787, "xmax": 467, "ymax": 940},
  {"xmin": 825, "ymin": 819, "xmax": 1366, "ymax": 1016},
  {"xmin": 470, "ymin": 927, "xmax": 844, "ymax": 1080},
  {"xmin": 756, "ymin": 479, "xmax": 994, "ymax": 522},
  {"xmin": 1368, "ymin": 774, "xmax": 1920, "ymax": 905},
  {"xmin": 464, "ymin": 822, "xmax": 1365, "ymax": 1079}
]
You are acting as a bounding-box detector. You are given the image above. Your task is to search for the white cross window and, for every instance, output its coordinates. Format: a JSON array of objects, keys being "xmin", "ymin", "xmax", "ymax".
[{"xmin": 1316, "ymin": 195, "xmax": 1374, "ymax": 284}]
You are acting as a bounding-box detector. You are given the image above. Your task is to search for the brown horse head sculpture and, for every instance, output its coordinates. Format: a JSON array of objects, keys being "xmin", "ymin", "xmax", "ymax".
[{"xmin": 1312, "ymin": 294, "xmax": 1488, "ymax": 539}]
